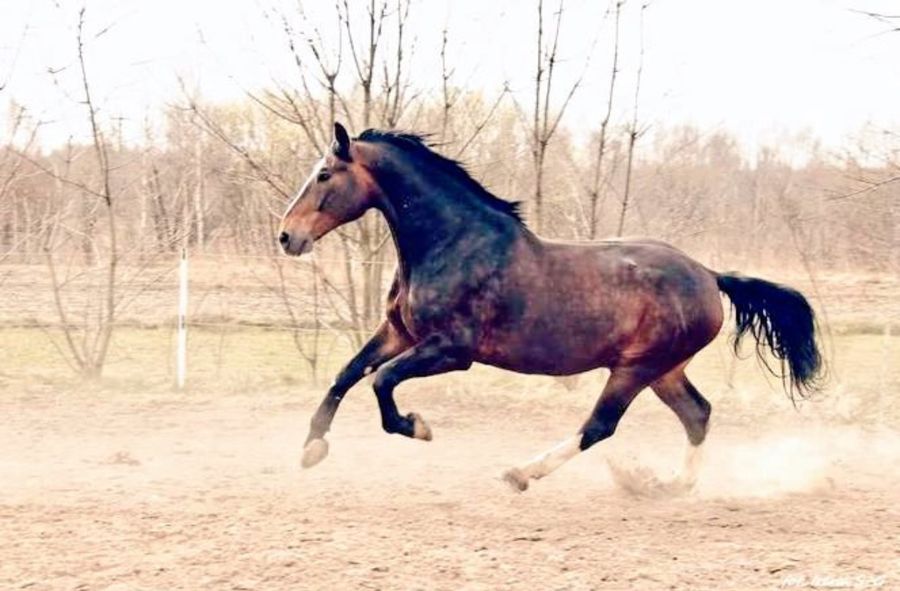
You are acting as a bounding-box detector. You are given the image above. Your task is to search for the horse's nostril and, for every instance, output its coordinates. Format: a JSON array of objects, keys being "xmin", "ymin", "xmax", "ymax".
[{"xmin": 279, "ymin": 232, "xmax": 290, "ymax": 247}]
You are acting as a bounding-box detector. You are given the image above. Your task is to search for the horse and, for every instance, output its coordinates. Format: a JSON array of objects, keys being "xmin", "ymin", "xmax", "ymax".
[{"xmin": 278, "ymin": 122, "xmax": 823, "ymax": 492}]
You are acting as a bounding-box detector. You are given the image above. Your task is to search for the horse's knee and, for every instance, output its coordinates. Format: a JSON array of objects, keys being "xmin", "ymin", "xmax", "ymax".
[{"xmin": 372, "ymin": 368, "xmax": 398, "ymax": 398}]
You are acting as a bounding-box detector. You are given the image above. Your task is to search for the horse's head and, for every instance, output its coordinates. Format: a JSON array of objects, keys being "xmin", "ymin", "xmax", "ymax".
[{"xmin": 279, "ymin": 122, "xmax": 381, "ymax": 256}]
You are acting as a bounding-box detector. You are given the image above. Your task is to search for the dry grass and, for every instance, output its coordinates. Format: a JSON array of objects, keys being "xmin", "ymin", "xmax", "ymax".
[{"xmin": 2, "ymin": 321, "xmax": 897, "ymax": 425}]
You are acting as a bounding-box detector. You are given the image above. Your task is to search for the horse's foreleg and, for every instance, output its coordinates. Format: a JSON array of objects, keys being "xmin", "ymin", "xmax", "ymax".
[
  {"xmin": 302, "ymin": 321, "xmax": 410, "ymax": 468},
  {"xmin": 371, "ymin": 333, "xmax": 473, "ymax": 440},
  {"xmin": 504, "ymin": 366, "xmax": 655, "ymax": 492}
]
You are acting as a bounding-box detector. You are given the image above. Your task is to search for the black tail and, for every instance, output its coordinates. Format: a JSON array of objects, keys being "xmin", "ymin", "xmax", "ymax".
[{"xmin": 716, "ymin": 272, "xmax": 824, "ymax": 402}]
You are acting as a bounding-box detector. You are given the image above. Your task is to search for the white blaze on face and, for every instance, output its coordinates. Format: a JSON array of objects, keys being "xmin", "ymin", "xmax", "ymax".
[{"xmin": 283, "ymin": 157, "xmax": 325, "ymax": 219}]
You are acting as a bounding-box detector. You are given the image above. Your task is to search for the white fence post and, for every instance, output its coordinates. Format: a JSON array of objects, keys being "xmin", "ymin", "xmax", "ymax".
[{"xmin": 177, "ymin": 247, "xmax": 188, "ymax": 389}]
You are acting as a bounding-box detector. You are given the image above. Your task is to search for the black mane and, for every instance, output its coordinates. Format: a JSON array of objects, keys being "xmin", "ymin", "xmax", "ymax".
[{"xmin": 356, "ymin": 129, "xmax": 523, "ymax": 224}]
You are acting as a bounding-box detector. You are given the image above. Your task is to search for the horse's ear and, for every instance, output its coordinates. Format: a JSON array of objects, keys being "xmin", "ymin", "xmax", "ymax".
[{"xmin": 332, "ymin": 122, "xmax": 351, "ymax": 161}]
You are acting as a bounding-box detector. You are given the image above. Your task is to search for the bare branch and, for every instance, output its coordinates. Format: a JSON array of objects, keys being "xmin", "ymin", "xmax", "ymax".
[
  {"xmin": 826, "ymin": 175, "xmax": 900, "ymax": 202},
  {"xmin": 455, "ymin": 86, "xmax": 510, "ymax": 159},
  {"xmin": 588, "ymin": 0, "xmax": 622, "ymax": 238},
  {"xmin": 180, "ymin": 84, "xmax": 293, "ymax": 202},
  {"xmin": 617, "ymin": 1, "xmax": 648, "ymax": 237}
]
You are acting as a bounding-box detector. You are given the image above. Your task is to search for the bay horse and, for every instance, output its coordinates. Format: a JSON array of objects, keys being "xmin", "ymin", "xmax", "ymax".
[{"xmin": 278, "ymin": 122, "xmax": 823, "ymax": 492}]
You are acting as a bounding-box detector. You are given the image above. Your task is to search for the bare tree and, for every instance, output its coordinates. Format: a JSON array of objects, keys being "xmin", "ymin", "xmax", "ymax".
[
  {"xmin": 589, "ymin": 0, "xmax": 623, "ymax": 238},
  {"xmin": 439, "ymin": 27, "xmax": 459, "ymax": 142},
  {"xmin": 380, "ymin": 0, "xmax": 414, "ymax": 127},
  {"xmin": 341, "ymin": 0, "xmax": 411, "ymax": 340},
  {"xmin": 342, "ymin": 0, "xmax": 388, "ymax": 128},
  {"xmin": 0, "ymin": 19, "xmax": 30, "ymax": 94},
  {"xmin": 527, "ymin": 0, "xmax": 584, "ymax": 234},
  {"xmin": 0, "ymin": 104, "xmax": 41, "ymax": 259},
  {"xmin": 38, "ymin": 8, "xmax": 120, "ymax": 378},
  {"xmin": 851, "ymin": 9, "xmax": 900, "ymax": 33},
  {"xmin": 616, "ymin": 1, "xmax": 649, "ymax": 237}
]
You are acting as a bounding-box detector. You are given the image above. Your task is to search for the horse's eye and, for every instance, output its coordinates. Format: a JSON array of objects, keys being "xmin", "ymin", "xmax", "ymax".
[{"xmin": 317, "ymin": 170, "xmax": 331, "ymax": 183}]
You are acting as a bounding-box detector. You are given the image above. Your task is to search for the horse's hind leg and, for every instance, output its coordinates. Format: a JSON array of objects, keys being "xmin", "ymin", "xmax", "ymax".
[
  {"xmin": 503, "ymin": 366, "xmax": 656, "ymax": 492},
  {"xmin": 651, "ymin": 368, "xmax": 711, "ymax": 445},
  {"xmin": 650, "ymin": 367, "xmax": 711, "ymax": 485}
]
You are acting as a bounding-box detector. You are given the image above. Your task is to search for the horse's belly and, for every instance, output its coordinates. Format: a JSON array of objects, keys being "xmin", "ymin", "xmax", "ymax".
[
  {"xmin": 475, "ymin": 325, "xmax": 619, "ymax": 376},
  {"xmin": 477, "ymin": 349, "xmax": 609, "ymax": 375}
]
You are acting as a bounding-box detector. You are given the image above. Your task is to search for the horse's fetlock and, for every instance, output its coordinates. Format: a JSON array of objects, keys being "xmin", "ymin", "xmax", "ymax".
[
  {"xmin": 382, "ymin": 420, "xmax": 402, "ymax": 435},
  {"xmin": 309, "ymin": 414, "xmax": 329, "ymax": 435},
  {"xmin": 580, "ymin": 421, "xmax": 617, "ymax": 450},
  {"xmin": 687, "ymin": 428, "xmax": 707, "ymax": 446}
]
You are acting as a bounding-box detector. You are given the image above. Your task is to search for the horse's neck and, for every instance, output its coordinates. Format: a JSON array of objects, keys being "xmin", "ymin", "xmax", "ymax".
[
  {"xmin": 376, "ymin": 182, "xmax": 519, "ymax": 276},
  {"xmin": 378, "ymin": 189, "xmax": 470, "ymax": 267}
]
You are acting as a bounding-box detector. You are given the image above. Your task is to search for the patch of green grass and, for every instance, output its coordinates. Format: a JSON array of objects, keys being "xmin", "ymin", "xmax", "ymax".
[
  {"xmin": 0, "ymin": 325, "xmax": 349, "ymax": 391},
  {"xmin": 1, "ymin": 325, "xmax": 897, "ymax": 425},
  {"xmin": 831, "ymin": 321, "xmax": 897, "ymax": 336}
]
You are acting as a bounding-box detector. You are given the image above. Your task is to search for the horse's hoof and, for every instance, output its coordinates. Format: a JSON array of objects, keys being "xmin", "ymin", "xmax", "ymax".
[
  {"xmin": 301, "ymin": 438, "xmax": 329, "ymax": 469},
  {"xmin": 409, "ymin": 412, "xmax": 432, "ymax": 441},
  {"xmin": 503, "ymin": 468, "xmax": 529, "ymax": 492}
]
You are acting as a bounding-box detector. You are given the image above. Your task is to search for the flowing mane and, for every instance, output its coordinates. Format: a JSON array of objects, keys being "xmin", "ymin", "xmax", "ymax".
[{"xmin": 356, "ymin": 129, "xmax": 524, "ymax": 224}]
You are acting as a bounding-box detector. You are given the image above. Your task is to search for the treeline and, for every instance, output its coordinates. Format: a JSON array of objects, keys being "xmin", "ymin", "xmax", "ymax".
[
  {"xmin": 1, "ymin": 96, "xmax": 895, "ymax": 274},
  {"xmin": 0, "ymin": 1, "xmax": 897, "ymax": 379}
]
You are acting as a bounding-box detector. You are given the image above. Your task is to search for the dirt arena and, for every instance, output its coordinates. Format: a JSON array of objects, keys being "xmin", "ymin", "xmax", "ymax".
[{"xmin": 2, "ymin": 375, "xmax": 898, "ymax": 591}]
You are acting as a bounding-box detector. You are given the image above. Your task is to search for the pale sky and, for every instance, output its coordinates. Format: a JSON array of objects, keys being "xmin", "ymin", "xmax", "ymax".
[{"xmin": 1, "ymin": 0, "xmax": 898, "ymax": 156}]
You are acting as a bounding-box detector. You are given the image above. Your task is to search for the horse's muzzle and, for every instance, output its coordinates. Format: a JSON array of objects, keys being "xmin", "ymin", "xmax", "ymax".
[{"xmin": 279, "ymin": 231, "xmax": 313, "ymax": 256}]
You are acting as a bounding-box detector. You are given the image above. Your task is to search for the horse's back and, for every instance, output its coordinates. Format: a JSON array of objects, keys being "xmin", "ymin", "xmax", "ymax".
[
  {"xmin": 478, "ymin": 234, "xmax": 724, "ymax": 374},
  {"xmin": 535, "ymin": 235, "xmax": 715, "ymax": 292},
  {"xmin": 540, "ymin": 236, "xmax": 723, "ymax": 330}
]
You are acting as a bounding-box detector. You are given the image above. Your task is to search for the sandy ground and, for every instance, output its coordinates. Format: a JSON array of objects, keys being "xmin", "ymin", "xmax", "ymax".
[{"xmin": 1, "ymin": 383, "xmax": 898, "ymax": 591}]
